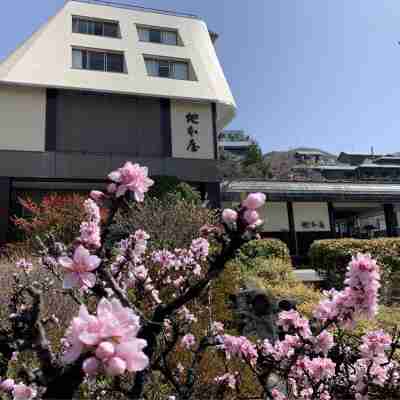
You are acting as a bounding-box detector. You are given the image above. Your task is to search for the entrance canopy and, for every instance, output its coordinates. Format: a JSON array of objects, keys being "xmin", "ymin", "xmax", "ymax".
[{"xmin": 223, "ymin": 181, "xmax": 400, "ymax": 203}]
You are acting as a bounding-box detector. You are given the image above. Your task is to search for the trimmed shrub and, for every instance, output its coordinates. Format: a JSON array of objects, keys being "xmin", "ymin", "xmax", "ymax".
[
  {"xmin": 309, "ymin": 238, "xmax": 400, "ymax": 302},
  {"xmin": 237, "ymin": 239, "xmax": 291, "ymax": 267},
  {"xmin": 240, "ymin": 256, "xmax": 295, "ymax": 286}
]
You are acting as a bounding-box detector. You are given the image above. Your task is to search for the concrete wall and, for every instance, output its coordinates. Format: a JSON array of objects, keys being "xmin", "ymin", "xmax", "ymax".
[
  {"xmin": 293, "ymin": 202, "xmax": 330, "ymax": 232},
  {"xmin": 0, "ymin": 0, "xmax": 236, "ymax": 129},
  {"xmin": 171, "ymin": 100, "xmax": 214, "ymax": 159},
  {"xmin": 0, "ymin": 85, "xmax": 46, "ymax": 151}
]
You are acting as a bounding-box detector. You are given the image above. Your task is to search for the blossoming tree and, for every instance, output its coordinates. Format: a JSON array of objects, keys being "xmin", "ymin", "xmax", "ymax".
[{"xmin": 0, "ymin": 161, "xmax": 399, "ymax": 400}]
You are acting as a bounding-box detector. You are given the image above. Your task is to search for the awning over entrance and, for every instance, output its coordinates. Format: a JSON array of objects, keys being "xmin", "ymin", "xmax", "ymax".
[{"xmin": 223, "ymin": 181, "xmax": 400, "ymax": 202}]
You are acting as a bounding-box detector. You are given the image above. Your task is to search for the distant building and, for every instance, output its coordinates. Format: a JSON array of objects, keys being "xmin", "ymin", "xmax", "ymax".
[{"xmin": 218, "ymin": 130, "xmax": 254, "ymax": 160}]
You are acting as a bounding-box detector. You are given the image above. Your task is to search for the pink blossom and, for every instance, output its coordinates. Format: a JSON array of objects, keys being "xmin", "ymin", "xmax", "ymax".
[
  {"xmin": 58, "ymin": 245, "xmax": 101, "ymax": 289},
  {"xmin": 90, "ymin": 190, "xmax": 106, "ymax": 205},
  {"xmin": 190, "ymin": 238, "xmax": 210, "ymax": 259},
  {"xmin": 79, "ymin": 199, "xmax": 101, "ymax": 248},
  {"xmin": 221, "ymin": 335, "xmax": 258, "ymax": 366},
  {"xmin": 271, "ymin": 389, "xmax": 288, "ymax": 400},
  {"xmin": 222, "ymin": 209, "xmax": 238, "ymax": 223},
  {"xmin": 62, "ymin": 298, "xmax": 148, "ymax": 376},
  {"xmin": 105, "ymin": 357, "xmax": 127, "ymax": 376},
  {"xmin": 108, "ymin": 162, "xmax": 154, "ymax": 201},
  {"xmin": 178, "ymin": 306, "xmax": 198, "ymax": 324},
  {"xmin": 214, "ymin": 372, "xmax": 237, "ymax": 389},
  {"xmin": 314, "ymin": 253, "xmax": 381, "ymax": 328},
  {"xmin": 211, "ymin": 321, "xmax": 225, "ymax": 336},
  {"xmin": 181, "ymin": 334, "xmax": 196, "ymax": 350},
  {"xmin": 83, "ymin": 357, "xmax": 100, "ymax": 376},
  {"xmin": 303, "ymin": 357, "xmax": 336, "ymax": 382},
  {"xmin": 243, "ymin": 209, "xmax": 263, "ymax": 227},
  {"xmin": 277, "ymin": 310, "xmax": 311, "ymax": 338},
  {"xmin": 242, "ymin": 193, "xmax": 266, "ymax": 210},
  {"xmin": 313, "ymin": 330, "xmax": 335, "ymax": 355},
  {"xmin": 0, "ymin": 378, "xmax": 15, "ymax": 392},
  {"xmin": 360, "ymin": 330, "xmax": 392, "ymax": 361},
  {"xmin": 96, "ymin": 342, "xmax": 115, "ymax": 360},
  {"xmin": 12, "ymin": 384, "xmax": 37, "ymax": 400}
]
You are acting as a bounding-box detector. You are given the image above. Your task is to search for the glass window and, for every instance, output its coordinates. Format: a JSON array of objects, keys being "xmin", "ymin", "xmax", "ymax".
[
  {"xmin": 145, "ymin": 59, "xmax": 158, "ymax": 76},
  {"xmin": 162, "ymin": 31, "xmax": 178, "ymax": 45},
  {"xmin": 159, "ymin": 60, "xmax": 170, "ymax": 78},
  {"xmin": 72, "ymin": 49, "xmax": 83, "ymax": 69},
  {"xmin": 72, "ymin": 17, "xmax": 80, "ymax": 33},
  {"xmin": 89, "ymin": 52, "xmax": 105, "ymax": 71},
  {"xmin": 149, "ymin": 29, "xmax": 162, "ymax": 43},
  {"xmin": 174, "ymin": 61, "xmax": 188, "ymax": 80},
  {"xmin": 138, "ymin": 27, "xmax": 150, "ymax": 42},
  {"xmin": 104, "ymin": 22, "xmax": 119, "ymax": 38},
  {"xmin": 94, "ymin": 21, "xmax": 103, "ymax": 36},
  {"xmin": 107, "ymin": 53, "xmax": 124, "ymax": 73}
]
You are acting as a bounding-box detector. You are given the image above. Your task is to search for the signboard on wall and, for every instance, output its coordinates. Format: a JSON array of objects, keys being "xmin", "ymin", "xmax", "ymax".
[{"xmin": 170, "ymin": 100, "xmax": 214, "ymax": 159}]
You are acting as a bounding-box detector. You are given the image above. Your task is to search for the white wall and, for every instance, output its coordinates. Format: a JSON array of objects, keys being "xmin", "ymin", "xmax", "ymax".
[
  {"xmin": 0, "ymin": 85, "xmax": 46, "ymax": 151},
  {"xmin": 0, "ymin": 0, "xmax": 236, "ymax": 129},
  {"xmin": 293, "ymin": 202, "xmax": 330, "ymax": 232},
  {"xmin": 171, "ymin": 100, "xmax": 214, "ymax": 159},
  {"xmin": 259, "ymin": 202, "xmax": 289, "ymax": 232}
]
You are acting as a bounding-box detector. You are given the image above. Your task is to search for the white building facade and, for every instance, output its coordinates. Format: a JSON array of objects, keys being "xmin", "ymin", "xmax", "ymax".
[{"xmin": 0, "ymin": 0, "xmax": 237, "ymax": 242}]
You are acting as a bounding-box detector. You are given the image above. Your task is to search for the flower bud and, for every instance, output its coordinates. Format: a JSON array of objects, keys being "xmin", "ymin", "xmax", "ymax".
[
  {"xmin": 90, "ymin": 190, "xmax": 105, "ymax": 205},
  {"xmin": 242, "ymin": 193, "xmax": 266, "ymax": 210},
  {"xmin": 222, "ymin": 209, "xmax": 238, "ymax": 224},
  {"xmin": 105, "ymin": 357, "xmax": 127, "ymax": 376},
  {"xmin": 95, "ymin": 342, "xmax": 115, "ymax": 360},
  {"xmin": 12, "ymin": 384, "xmax": 36, "ymax": 400},
  {"xmin": 82, "ymin": 357, "xmax": 100, "ymax": 377}
]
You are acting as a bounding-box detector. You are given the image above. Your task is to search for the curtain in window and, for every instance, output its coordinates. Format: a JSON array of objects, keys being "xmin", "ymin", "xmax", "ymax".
[
  {"xmin": 162, "ymin": 31, "xmax": 177, "ymax": 45},
  {"xmin": 72, "ymin": 49, "xmax": 83, "ymax": 69},
  {"xmin": 145, "ymin": 59, "xmax": 159, "ymax": 76},
  {"xmin": 138, "ymin": 28, "xmax": 150, "ymax": 42},
  {"xmin": 174, "ymin": 62, "xmax": 188, "ymax": 80}
]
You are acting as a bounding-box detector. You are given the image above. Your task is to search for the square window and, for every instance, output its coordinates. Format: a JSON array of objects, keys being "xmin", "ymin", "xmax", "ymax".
[
  {"xmin": 149, "ymin": 29, "xmax": 162, "ymax": 43},
  {"xmin": 159, "ymin": 60, "xmax": 170, "ymax": 78},
  {"xmin": 104, "ymin": 22, "xmax": 119, "ymax": 38},
  {"xmin": 72, "ymin": 49, "xmax": 83, "ymax": 69},
  {"xmin": 89, "ymin": 51, "xmax": 105, "ymax": 71},
  {"xmin": 107, "ymin": 53, "xmax": 124, "ymax": 73}
]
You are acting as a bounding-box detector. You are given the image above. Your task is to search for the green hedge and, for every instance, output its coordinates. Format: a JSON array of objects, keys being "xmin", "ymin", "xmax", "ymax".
[
  {"xmin": 237, "ymin": 239, "xmax": 291, "ymax": 267},
  {"xmin": 309, "ymin": 238, "xmax": 400, "ymax": 302}
]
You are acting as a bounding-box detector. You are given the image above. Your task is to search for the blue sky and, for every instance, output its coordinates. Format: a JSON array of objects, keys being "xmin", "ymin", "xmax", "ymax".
[{"xmin": 1, "ymin": 1, "xmax": 400, "ymax": 155}]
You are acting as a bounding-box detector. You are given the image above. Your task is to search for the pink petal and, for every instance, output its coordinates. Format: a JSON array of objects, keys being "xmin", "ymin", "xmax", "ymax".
[
  {"xmin": 62, "ymin": 341, "xmax": 83, "ymax": 364},
  {"xmin": 73, "ymin": 245, "xmax": 90, "ymax": 264},
  {"xmin": 58, "ymin": 256, "xmax": 74, "ymax": 270},
  {"xmin": 63, "ymin": 272, "xmax": 80, "ymax": 289},
  {"xmin": 134, "ymin": 191, "xmax": 145, "ymax": 202},
  {"xmin": 126, "ymin": 351, "xmax": 149, "ymax": 372},
  {"xmin": 79, "ymin": 331, "xmax": 100, "ymax": 346},
  {"xmin": 97, "ymin": 298, "xmax": 112, "ymax": 318},
  {"xmin": 108, "ymin": 170, "xmax": 121, "ymax": 182},
  {"xmin": 80, "ymin": 272, "xmax": 96, "ymax": 288},
  {"xmin": 86, "ymin": 255, "xmax": 101, "ymax": 271}
]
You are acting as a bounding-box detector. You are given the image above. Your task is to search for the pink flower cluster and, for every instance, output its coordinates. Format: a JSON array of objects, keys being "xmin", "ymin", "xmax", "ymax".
[
  {"xmin": 58, "ymin": 245, "xmax": 101, "ymax": 290},
  {"xmin": 277, "ymin": 310, "xmax": 311, "ymax": 338},
  {"xmin": 181, "ymin": 334, "xmax": 196, "ymax": 350},
  {"xmin": 221, "ymin": 335, "xmax": 258, "ymax": 366},
  {"xmin": 108, "ymin": 161, "xmax": 154, "ymax": 201},
  {"xmin": 0, "ymin": 379, "xmax": 36, "ymax": 400},
  {"xmin": 222, "ymin": 193, "xmax": 266, "ymax": 229},
  {"xmin": 78, "ymin": 199, "xmax": 101, "ymax": 249},
  {"xmin": 351, "ymin": 330, "xmax": 394, "ymax": 396},
  {"xmin": 314, "ymin": 253, "xmax": 381, "ymax": 328},
  {"xmin": 62, "ymin": 298, "xmax": 148, "ymax": 377},
  {"xmin": 15, "ymin": 258, "xmax": 33, "ymax": 273}
]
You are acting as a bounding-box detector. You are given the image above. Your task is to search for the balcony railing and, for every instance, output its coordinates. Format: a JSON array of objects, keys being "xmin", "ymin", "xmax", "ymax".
[{"xmin": 69, "ymin": 0, "xmax": 199, "ymax": 19}]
